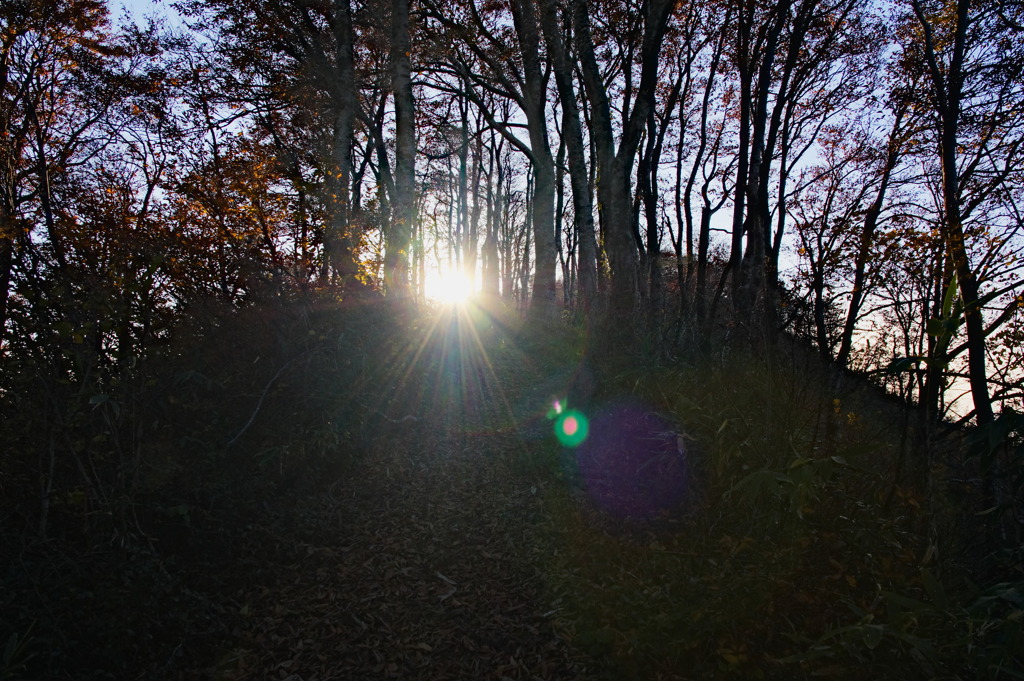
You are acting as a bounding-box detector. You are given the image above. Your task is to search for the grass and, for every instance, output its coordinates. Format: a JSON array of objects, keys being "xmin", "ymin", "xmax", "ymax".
[{"xmin": 507, "ymin": 322, "xmax": 1019, "ymax": 680}]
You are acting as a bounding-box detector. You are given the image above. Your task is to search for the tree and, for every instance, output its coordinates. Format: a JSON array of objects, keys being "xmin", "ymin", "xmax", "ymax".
[
  {"xmin": 538, "ymin": 0, "xmax": 598, "ymax": 314},
  {"xmin": 386, "ymin": 0, "xmax": 416, "ymax": 296},
  {"xmin": 668, "ymin": 1, "xmax": 732, "ymax": 324},
  {"xmin": 835, "ymin": 94, "xmax": 920, "ymax": 366},
  {"xmin": 571, "ymin": 0, "xmax": 676, "ymax": 318},
  {"xmin": 0, "ymin": 1, "xmax": 192, "ymax": 537},
  {"xmin": 905, "ymin": 0, "xmax": 1024, "ymax": 427},
  {"xmin": 1, "ymin": 0, "xmax": 122, "ymax": 350},
  {"xmin": 183, "ymin": 0, "xmax": 366, "ymax": 290},
  {"xmin": 726, "ymin": 0, "xmax": 882, "ymax": 322},
  {"xmin": 420, "ymin": 0, "xmax": 563, "ymax": 314}
]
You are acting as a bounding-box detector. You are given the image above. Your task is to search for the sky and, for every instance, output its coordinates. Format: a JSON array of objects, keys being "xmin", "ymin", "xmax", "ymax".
[{"xmin": 114, "ymin": 0, "xmax": 183, "ymax": 27}]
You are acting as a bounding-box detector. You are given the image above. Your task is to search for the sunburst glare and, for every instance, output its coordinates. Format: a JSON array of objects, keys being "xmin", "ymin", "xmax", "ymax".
[
  {"xmin": 369, "ymin": 287, "xmax": 524, "ymax": 450},
  {"xmin": 425, "ymin": 267, "xmax": 473, "ymax": 305}
]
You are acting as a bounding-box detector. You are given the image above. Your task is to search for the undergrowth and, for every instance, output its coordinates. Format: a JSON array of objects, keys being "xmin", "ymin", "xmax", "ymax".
[
  {"xmin": 0, "ymin": 292, "xmax": 423, "ymax": 680},
  {"xmin": 2, "ymin": 296, "xmax": 1020, "ymax": 680},
  {"xmin": 514, "ymin": 319, "xmax": 1023, "ymax": 680}
]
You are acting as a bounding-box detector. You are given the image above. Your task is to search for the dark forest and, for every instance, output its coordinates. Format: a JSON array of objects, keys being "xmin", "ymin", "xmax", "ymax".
[{"xmin": 1, "ymin": 0, "xmax": 1023, "ymax": 678}]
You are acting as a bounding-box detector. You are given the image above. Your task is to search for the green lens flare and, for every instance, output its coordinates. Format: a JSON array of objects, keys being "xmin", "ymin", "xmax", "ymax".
[
  {"xmin": 554, "ymin": 410, "xmax": 589, "ymax": 447},
  {"xmin": 546, "ymin": 397, "xmax": 566, "ymax": 420}
]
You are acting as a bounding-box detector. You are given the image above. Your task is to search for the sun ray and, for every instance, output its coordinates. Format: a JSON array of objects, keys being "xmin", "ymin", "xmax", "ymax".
[{"xmin": 355, "ymin": 289, "xmax": 536, "ymax": 457}]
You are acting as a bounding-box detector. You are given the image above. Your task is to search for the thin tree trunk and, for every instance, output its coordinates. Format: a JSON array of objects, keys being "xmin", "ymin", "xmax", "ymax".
[
  {"xmin": 0, "ymin": 223, "xmax": 12, "ymax": 352},
  {"xmin": 837, "ymin": 107, "xmax": 906, "ymax": 366},
  {"xmin": 467, "ymin": 134, "xmax": 484, "ymax": 288},
  {"xmin": 738, "ymin": 0, "xmax": 790, "ymax": 313}
]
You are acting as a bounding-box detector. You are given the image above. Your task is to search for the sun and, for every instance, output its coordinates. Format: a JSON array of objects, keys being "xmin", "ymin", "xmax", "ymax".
[{"xmin": 426, "ymin": 267, "xmax": 473, "ymax": 305}]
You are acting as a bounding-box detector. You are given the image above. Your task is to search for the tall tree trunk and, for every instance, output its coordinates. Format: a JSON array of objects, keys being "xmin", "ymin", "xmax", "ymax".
[
  {"xmin": 538, "ymin": 0, "xmax": 598, "ymax": 314},
  {"xmin": 467, "ymin": 133, "xmax": 484, "ymax": 288},
  {"xmin": 0, "ymin": 174, "xmax": 13, "ymax": 351},
  {"xmin": 323, "ymin": 0, "xmax": 360, "ymax": 289},
  {"xmin": 729, "ymin": 4, "xmax": 752, "ymax": 302},
  {"xmin": 0, "ymin": 229, "xmax": 11, "ymax": 353},
  {"xmin": 737, "ymin": 0, "xmax": 790, "ymax": 313},
  {"xmin": 572, "ymin": 0, "xmax": 674, "ymax": 319},
  {"xmin": 387, "ymin": 0, "xmax": 416, "ymax": 297},
  {"xmin": 482, "ymin": 136, "xmax": 503, "ymax": 297},
  {"xmin": 913, "ymin": 0, "xmax": 994, "ymax": 428},
  {"xmin": 811, "ymin": 257, "xmax": 829, "ymax": 355},
  {"xmin": 510, "ymin": 0, "xmax": 557, "ymax": 317},
  {"xmin": 457, "ymin": 96, "xmax": 469, "ymax": 275},
  {"xmin": 0, "ymin": 40, "xmax": 12, "ymax": 351},
  {"xmin": 639, "ymin": 109, "xmax": 664, "ymax": 326}
]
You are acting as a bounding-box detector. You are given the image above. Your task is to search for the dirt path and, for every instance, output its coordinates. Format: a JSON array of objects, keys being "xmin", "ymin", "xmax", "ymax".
[{"xmin": 202, "ymin": 332, "xmax": 600, "ymax": 680}]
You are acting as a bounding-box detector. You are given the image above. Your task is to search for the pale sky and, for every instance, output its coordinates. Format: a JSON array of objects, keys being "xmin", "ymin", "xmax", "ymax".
[{"xmin": 114, "ymin": 0, "xmax": 183, "ymax": 26}]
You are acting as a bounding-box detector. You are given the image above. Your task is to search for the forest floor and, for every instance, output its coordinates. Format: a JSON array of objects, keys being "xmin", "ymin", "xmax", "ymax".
[
  {"xmin": 8, "ymin": 302, "xmax": 995, "ymax": 681},
  {"xmin": 188, "ymin": 403, "xmax": 603, "ymax": 680},
  {"xmin": 173, "ymin": 309, "xmax": 614, "ymax": 680}
]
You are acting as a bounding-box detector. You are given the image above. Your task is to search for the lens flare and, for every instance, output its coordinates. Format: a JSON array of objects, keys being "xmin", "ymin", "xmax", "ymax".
[
  {"xmin": 547, "ymin": 397, "xmax": 566, "ymax": 420},
  {"xmin": 563, "ymin": 415, "xmax": 579, "ymax": 435},
  {"xmin": 570, "ymin": 400, "xmax": 691, "ymax": 519},
  {"xmin": 554, "ymin": 409, "xmax": 589, "ymax": 447}
]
